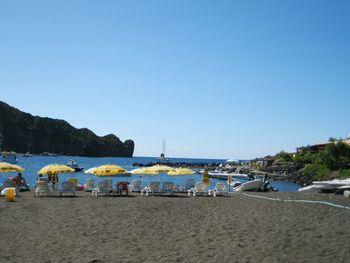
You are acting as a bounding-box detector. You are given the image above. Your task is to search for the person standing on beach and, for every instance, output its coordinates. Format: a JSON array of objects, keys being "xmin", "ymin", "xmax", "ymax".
[
  {"xmin": 50, "ymin": 173, "xmax": 58, "ymax": 190},
  {"xmin": 201, "ymin": 168, "xmax": 210, "ymax": 185}
]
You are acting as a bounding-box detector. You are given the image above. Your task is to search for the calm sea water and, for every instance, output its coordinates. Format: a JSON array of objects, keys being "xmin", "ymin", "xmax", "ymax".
[{"xmin": 1, "ymin": 155, "xmax": 300, "ymax": 192}]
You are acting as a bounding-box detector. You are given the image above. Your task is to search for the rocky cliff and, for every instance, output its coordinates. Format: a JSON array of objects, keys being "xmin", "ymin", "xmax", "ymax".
[{"xmin": 0, "ymin": 101, "xmax": 134, "ymax": 157}]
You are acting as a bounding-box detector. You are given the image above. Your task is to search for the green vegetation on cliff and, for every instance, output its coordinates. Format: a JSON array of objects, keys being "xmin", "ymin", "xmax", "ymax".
[
  {"xmin": 300, "ymin": 141, "xmax": 350, "ymax": 181},
  {"xmin": 0, "ymin": 101, "xmax": 134, "ymax": 157},
  {"xmin": 253, "ymin": 140, "xmax": 350, "ymax": 184}
]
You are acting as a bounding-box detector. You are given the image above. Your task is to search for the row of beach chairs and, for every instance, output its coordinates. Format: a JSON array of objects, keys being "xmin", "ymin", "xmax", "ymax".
[
  {"xmin": 35, "ymin": 180, "xmax": 76, "ymax": 197},
  {"xmin": 32, "ymin": 178, "xmax": 229, "ymax": 197},
  {"xmin": 91, "ymin": 180, "xmax": 130, "ymax": 196}
]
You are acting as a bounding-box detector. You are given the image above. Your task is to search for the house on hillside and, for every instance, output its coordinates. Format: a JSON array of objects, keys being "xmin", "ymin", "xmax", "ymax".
[{"xmin": 297, "ymin": 137, "xmax": 350, "ymax": 153}]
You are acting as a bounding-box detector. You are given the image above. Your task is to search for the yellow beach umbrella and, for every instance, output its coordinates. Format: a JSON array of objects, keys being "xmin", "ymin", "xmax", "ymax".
[
  {"xmin": 129, "ymin": 168, "xmax": 158, "ymax": 175},
  {"xmin": 130, "ymin": 165, "xmax": 173, "ymax": 175},
  {"xmin": 37, "ymin": 164, "xmax": 74, "ymax": 175},
  {"xmin": 145, "ymin": 164, "xmax": 173, "ymax": 173},
  {"xmin": 0, "ymin": 162, "xmax": 24, "ymax": 172},
  {"xmin": 89, "ymin": 164, "xmax": 126, "ymax": 176},
  {"xmin": 84, "ymin": 167, "xmax": 98, "ymax": 174},
  {"xmin": 168, "ymin": 168, "xmax": 194, "ymax": 175}
]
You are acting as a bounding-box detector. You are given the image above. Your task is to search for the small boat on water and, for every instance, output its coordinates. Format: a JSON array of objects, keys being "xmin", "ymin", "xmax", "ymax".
[
  {"xmin": 67, "ymin": 159, "xmax": 84, "ymax": 172},
  {"xmin": 208, "ymin": 168, "xmax": 250, "ymax": 180},
  {"xmin": 232, "ymin": 178, "xmax": 264, "ymax": 192}
]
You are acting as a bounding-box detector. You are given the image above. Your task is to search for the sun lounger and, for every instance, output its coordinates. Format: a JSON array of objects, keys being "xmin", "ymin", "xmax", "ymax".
[
  {"xmin": 59, "ymin": 181, "xmax": 76, "ymax": 196},
  {"xmin": 161, "ymin": 182, "xmax": 175, "ymax": 195},
  {"xmin": 208, "ymin": 182, "xmax": 228, "ymax": 197},
  {"xmin": 84, "ymin": 178, "xmax": 96, "ymax": 192},
  {"xmin": 130, "ymin": 180, "xmax": 142, "ymax": 192},
  {"xmin": 188, "ymin": 182, "xmax": 209, "ymax": 196},
  {"xmin": 185, "ymin": 179, "xmax": 195, "ymax": 191},
  {"xmin": 141, "ymin": 182, "xmax": 161, "ymax": 196},
  {"xmin": 67, "ymin": 178, "xmax": 78, "ymax": 189},
  {"xmin": 34, "ymin": 180, "xmax": 51, "ymax": 197},
  {"xmin": 116, "ymin": 181, "xmax": 129, "ymax": 195},
  {"xmin": 92, "ymin": 181, "xmax": 113, "ymax": 196}
]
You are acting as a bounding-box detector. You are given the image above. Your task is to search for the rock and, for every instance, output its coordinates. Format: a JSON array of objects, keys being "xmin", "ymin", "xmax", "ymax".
[{"xmin": 0, "ymin": 101, "xmax": 134, "ymax": 157}]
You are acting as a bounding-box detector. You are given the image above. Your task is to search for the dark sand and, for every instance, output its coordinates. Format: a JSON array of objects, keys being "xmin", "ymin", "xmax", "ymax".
[{"xmin": 0, "ymin": 191, "xmax": 349, "ymax": 263}]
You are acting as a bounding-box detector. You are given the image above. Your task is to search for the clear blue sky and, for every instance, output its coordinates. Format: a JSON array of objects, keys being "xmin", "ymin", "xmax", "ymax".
[{"xmin": 1, "ymin": 0, "xmax": 349, "ymax": 159}]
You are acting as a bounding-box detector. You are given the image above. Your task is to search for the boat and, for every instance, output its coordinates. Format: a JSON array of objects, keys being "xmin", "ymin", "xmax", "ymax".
[
  {"xmin": 232, "ymin": 178, "xmax": 264, "ymax": 192},
  {"xmin": 298, "ymin": 184, "xmax": 333, "ymax": 192},
  {"xmin": 1, "ymin": 151, "xmax": 18, "ymax": 164},
  {"xmin": 298, "ymin": 178, "xmax": 350, "ymax": 192},
  {"xmin": 67, "ymin": 159, "xmax": 84, "ymax": 172},
  {"xmin": 208, "ymin": 168, "xmax": 250, "ymax": 180},
  {"xmin": 157, "ymin": 139, "xmax": 170, "ymax": 162}
]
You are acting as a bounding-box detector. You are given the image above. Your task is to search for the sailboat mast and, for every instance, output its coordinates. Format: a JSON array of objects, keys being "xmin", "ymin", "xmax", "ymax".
[{"xmin": 162, "ymin": 138, "xmax": 166, "ymax": 156}]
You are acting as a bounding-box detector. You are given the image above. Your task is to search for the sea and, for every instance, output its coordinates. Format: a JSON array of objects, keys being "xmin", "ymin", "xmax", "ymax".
[{"xmin": 2, "ymin": 155, "xmax": 300, "ymax": 192}]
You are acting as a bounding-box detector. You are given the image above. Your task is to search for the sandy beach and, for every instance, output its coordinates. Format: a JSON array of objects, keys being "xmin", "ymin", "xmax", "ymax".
[{"xmin": 0, "ymin": 191, "xmax": 349, "ymax": 263}]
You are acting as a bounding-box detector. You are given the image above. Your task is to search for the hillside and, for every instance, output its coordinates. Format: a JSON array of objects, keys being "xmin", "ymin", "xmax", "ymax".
[{"xmin": 0, "ymin": 101, "xmax": 134, "ymax": 157}]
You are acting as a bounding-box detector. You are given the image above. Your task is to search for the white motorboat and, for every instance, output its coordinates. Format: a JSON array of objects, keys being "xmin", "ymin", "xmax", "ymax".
[
  {"xmin": 208, "ymin": 168, "xmax": 250, "ymax": 180},
  {"xmin": 298, "ymin": 178, "xmax": 350, "ymax": 192},
  {"xmin": 67, "ymin": 159, "xmax": 84, "ymax": 172},
  {"xmin": 298, "ymin": 184, "xmax": 334, "ymax": 192},
  {"xmin": 232, "ymin": 178, "xmax": 263, "ymax": 192},
  {"xmin": 313, "ymin": 179, "xmax": 350, "ymax": 187}
]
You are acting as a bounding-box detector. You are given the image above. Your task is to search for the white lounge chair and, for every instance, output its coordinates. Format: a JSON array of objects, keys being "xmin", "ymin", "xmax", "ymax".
[
  {"xmin": 209, "ymin": 182, "xmax": 228, "ymax": 197},
  {"xmin": 59, "ymin": 181, "xmax": 75, "ymax": 196},
  {"xmin": 162, "ymin": 182, "xmax": 175, "ymax": 195},
  {"xmin": 92, "ymin": 181, "xmax": 113, "ymax": 196},
  {"xmin": 130, "ymin": 180, "xmax": 142, "ymax": 192},
  {"xmin": 34, "ymin": 180, "xmax": 51, "ymax": 197},
  {"xmin": 188, "ymin": 182, "xmax": 209, "ymax": 197},
  {"xmin": 84, "ymin": 178, "xmax": 96, "ymax": 192},
  {"xmin": 141, "ymin": 182, "xmax": 161, "ymax": 196},
  {"xmin": 185, "ymin": 179, "xmax": 195, "ymax": 191},
  {"xmin": 115, "ymin": 181, "xmax": 130, "ymax": 195}
]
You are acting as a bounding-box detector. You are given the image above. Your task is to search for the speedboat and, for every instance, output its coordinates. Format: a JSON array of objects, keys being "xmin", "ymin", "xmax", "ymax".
[
  {"xmin": 232, "ymin": 178, "xmax": 264, "ymax": 192},
  {"xmin": 67, "ymin": 159, "xmax": 84, "ymax": 172},
  {"xmin": 298, "ymin": 178, "xmax": 350, "ymax": 192},
  {"xmin": 208, "ymin": 168, "xmax": 250, "ymax": 180}
]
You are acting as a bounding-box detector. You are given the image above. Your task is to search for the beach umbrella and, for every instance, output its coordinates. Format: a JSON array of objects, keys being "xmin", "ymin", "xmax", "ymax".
[
  {"xmin": 130, "ymin": 164, "xmax": 173, "ymax": 183},
  {"xmin": 37, "ymin": 164, "xmax": 75, "ymax": 189},
  {"xmin": 0, "ymin": 162, "xmax": 24, "ymax": 172},
  {"xmin": 129, "ymin": 165, "xmax": 173, "ymax": 175},
  {"xmin": 129, "ymin": 168, "xmax": 158, "ymax": 175},
  {"xmin": 168, "ymin": 168, "xmax": 194, "ymax": 175},
  {"xmin": 87, "ymin": 164, "xmax": 126, "ymax": 176},
  {"xmin": 37, "ymin": 164, "xmax": 75, "ymax": 175},
  {"xmin": 85, "ymin": 164, "xmax": 126, "ymax": 189},
  {"xmin": 144, "ymin": 164, "xmax": 173, "ymax": 173},
  {"xmin": 84, "ymin": 167, "xmax": 98, "ymax": 174}
]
